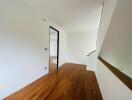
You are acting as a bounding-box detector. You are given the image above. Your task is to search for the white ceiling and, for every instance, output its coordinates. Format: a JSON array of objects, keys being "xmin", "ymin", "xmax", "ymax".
[{"xmin": 24, "ymin": 0, "xmax": 102, "ymax": 33}]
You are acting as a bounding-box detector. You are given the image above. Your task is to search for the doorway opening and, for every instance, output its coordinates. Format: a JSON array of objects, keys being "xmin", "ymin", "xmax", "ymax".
[{"xmin": 49, "ymin": 26, "xmax": 59, "ymax": 72}]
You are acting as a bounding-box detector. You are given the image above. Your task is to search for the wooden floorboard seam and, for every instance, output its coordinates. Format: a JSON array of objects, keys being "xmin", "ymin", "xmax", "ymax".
[{"xmin": 4, "ymin": 63, "xmax": 103, "ymax": 100}]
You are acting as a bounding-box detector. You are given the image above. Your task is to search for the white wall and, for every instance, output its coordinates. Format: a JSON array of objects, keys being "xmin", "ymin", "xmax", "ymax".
[
  {"xmin": 58, "ymin": 29, "xmax": 68, "ymax": 66},
  {"xmin": 100, "ymin": 0, "xmax": 132, "ymax": 78},
  {"xmin": 97, "ymin": 60, "xmax": 132, "ymax": 100},
  {"xmin": 96, "ymin": 0, "xmax": 118, "ymax": 55},
  {"xmin": 67, "ymin": 31, "xmax": 97, "ymax": 65},
  {"xmin": 87, "ymin": 51, "xmax": 96, "ymax": 71},
  {"xmin": 96, "ymin": 0, "xmax": 132, "ymax": 100},
  {"xmin": 0, "ymin": 0, "xmax": 67, "ymax": 99}
]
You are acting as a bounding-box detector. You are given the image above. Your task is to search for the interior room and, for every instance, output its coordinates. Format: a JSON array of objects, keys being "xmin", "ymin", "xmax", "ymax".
[{"xmin": 0, "ymin": 0, "xmax": 132, "ymax": 100}]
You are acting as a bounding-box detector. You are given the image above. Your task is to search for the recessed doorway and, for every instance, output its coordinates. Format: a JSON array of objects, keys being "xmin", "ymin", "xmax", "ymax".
[{"xmin": 49, "ymin": 26, "xmax": 59, "ymax": 72}]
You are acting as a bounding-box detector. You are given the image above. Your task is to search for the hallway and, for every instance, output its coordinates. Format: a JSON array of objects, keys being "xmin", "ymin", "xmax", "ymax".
[
  {"xmin": 5, "ymin": 63, "xmax": 102, "ymax": 100},
  {"xmin": 0, "ymin": 0, "xmax": 132, "ymax": 99}
]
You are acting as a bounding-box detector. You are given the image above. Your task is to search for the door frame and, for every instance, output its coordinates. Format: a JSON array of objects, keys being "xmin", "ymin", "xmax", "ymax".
[{"xmin": 49, "ymin": 26, "xmax": 59, "ymax": 72}]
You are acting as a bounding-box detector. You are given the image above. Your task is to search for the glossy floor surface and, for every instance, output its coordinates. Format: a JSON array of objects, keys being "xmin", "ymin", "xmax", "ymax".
[
  {"xmin": 5, "ymin": 63, "xmax": 102, "ymax": 100},
  {"xmin": 50, "ymin": 63, "xmax": 57, "ymax": 73}
]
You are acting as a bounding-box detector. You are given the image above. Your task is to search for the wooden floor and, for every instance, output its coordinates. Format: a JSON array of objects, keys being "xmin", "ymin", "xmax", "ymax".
[
  {"xmin": 4, "ymin": 63, "xmax": 102, "ymax": 100},
  {"xmin": 50, "ymin": 63, "xmax": 57, "ymax": 73}
]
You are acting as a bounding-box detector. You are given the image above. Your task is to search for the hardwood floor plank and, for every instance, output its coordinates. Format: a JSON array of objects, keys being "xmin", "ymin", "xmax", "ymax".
[{"xmin": 4, "ymin": 63, "xmax": 102, "ymax": 100}]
